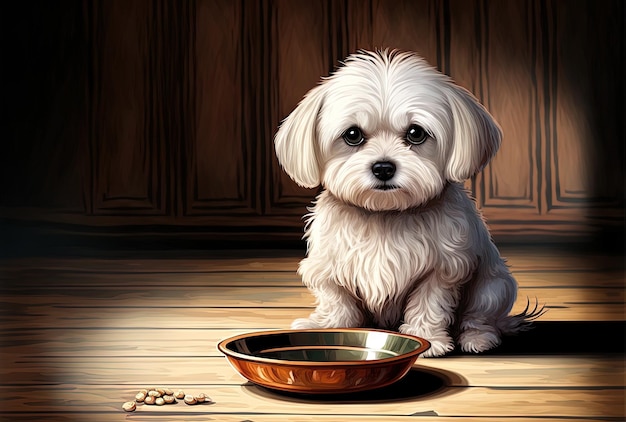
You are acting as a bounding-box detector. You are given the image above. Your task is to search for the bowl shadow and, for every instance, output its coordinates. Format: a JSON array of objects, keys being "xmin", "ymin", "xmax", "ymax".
[{"xmin": 242, "ymin": 365, "xmax": 467, "ymax": 404}]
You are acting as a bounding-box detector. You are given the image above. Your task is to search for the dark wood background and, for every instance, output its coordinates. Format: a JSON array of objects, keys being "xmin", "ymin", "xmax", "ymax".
[{"xmin": 1, "ymin": 0, "xmax": 623, "ymax": 251}]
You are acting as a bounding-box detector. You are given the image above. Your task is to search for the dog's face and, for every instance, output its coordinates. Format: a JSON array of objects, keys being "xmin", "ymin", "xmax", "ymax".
[{"xmin": 275, "ymin": 50, "xmax": 502, "ymax": 211}]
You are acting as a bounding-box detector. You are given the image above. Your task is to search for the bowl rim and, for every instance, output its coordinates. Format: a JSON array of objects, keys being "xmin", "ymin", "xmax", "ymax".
[{"xmin": 217, "ymin": 328, "xmax": 431, "ymax": 367}]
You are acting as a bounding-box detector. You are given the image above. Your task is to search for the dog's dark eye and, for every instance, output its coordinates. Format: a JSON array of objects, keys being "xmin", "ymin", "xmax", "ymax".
[
  {"xmin": 406, "ymin": 124, "xmax": 428, "ymax": 145},
  {"xmin": 342, "ymin": 126, "xmax": 365, "ymax": 146}
]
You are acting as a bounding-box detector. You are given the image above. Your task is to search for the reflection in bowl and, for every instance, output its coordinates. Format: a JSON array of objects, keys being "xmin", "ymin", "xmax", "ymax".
[{"xmin": 217, "ymin": 328, "xmax": 430, "ymax": 394}]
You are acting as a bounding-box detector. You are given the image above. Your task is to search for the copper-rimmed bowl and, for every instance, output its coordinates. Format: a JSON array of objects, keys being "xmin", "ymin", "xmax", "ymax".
[{"xmin": 217, "ymin": 328, "xmax": 430, "ymax": 394}]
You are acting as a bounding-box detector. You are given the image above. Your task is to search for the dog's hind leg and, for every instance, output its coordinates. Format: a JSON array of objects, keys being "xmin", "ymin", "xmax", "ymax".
[{"xmin": 457, "ymin": 261, "xmax": 518, "ymax": 353}]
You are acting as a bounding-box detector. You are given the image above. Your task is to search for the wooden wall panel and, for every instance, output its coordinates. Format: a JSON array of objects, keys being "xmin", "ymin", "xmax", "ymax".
[
  {"xmin": 448, "ymin": 0, "xmax": 482, "ymax": 196},
  {"xmin": 370, "ymin": 0, "xmax": 444, "ymax": 69},
  {"xmin": 88, "ymin": 0, "xmax": 167, "ymax": 215},
  {"xmin": 183, "ymin": 0, "xmax": 257, "ymax": 215},
  {"xmin": 1, "ymin": 0, "xmax": 85, "ymax": 211},
  {"xmin": 478, "ymin": 0, "xmax": 539, "ymax": 214},
  {"xmin": 1, "ymin": 0, "xmax": 622, "ymax": 241},
  {"xmin": 548, "ymin": 0, "xmax": 624, "ymax": 216},
  {"xmin": 266, "ymin": 0, "xmax": 333, "ymax": 215}
]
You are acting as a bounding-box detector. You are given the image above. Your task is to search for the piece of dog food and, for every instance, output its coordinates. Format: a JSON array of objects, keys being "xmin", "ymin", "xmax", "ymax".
[
  {"xmin": 135, "ymin": 391, "xmax": 146, "ymax": 402},
  {"xmin": 144, "ymin": 395, "xmax": 156, "ymax": 405},
  {"xmin": 184, "ymin": 395, "xmax": 197, "ymax": 405},
  {"xmin": 155, "ymin": 397, "xmax": 165, "ymax": 406},
  {"xmin": 164, "ymin": 388, "xmax": 174, "ymax": 395},
  {"xmin": 163, "ymin": 394, "xmax": 175, "ymax": 404},
  {"xmin": 122, "ymin": 401, "xmax": 136, "ymax": 412},
  {"xmin": 175, "ymin": 390, "xmax": 185, "ymax": 399},
  {"xmin": 196, "ymin": 393, "xmax": 208, "ymax": 403},
  {"xmin": 148, "ymin": 390, "xmax": 161, "ymax": 398}
]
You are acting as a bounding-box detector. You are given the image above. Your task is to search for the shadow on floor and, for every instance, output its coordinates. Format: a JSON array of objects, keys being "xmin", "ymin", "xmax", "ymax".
[
  {"xmin": 243, "ymin": 366, "xmax": 467, "ymax": 405},
  {"xmin": 475, "ymin": 321, "xmax": 625, "ymax": 356}
]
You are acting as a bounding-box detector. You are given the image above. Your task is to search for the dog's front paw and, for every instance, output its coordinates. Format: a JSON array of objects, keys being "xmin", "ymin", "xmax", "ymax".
[
  {"xmin": 420, "ymin": 337, "xmax": 455, "ymax": 357},
  {"xmin": 458, "ymin": 328, "xmax": 501, "ymax": 353},
  {"xmin": 399, "ymin": 324, "xmax": 454, "ymax": 357},
  {"xmin": 291, "ymin": 318, "xmax": 321, "ymax": 329}
]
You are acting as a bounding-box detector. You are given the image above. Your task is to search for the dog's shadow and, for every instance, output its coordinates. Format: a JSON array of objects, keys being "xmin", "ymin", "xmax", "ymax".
[
  {"xmin": 243, "ymin": 366, "xmax": 467, "ymax": 404},
  {"xmin": 477, "ymin": 321, "xmax": 625, "ymax": 355}
]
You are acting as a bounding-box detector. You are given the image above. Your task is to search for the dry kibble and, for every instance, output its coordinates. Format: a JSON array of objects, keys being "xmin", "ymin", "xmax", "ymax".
[
  {"xmin": 123, "ymin": 387, "xmax": 211, "ymax": 411},
  {"xmin": 122, "ymin": 401, "xmax": 136, "ymax": 412}
]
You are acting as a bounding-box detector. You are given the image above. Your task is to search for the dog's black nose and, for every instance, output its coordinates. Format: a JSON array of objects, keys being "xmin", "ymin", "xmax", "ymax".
[{"xmin": 372, "ymin": 161, "xmax": 396, "ymax": 181}]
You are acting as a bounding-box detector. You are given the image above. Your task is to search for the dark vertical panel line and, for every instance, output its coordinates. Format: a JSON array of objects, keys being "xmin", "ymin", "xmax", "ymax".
[
  {"xmin": 327, "ymin": 0, "xmax": 333, "ymax": 74},
  {"xmin": 469, "ymin": 0, "xmax": 481, "ymax": 197},
  {"xmin": 369, "ymin": 0, "xmax": 374, "ymax": 48},
  {"xmin": 540, "ymin": 0, "xmax": 553, "ymax": 211},
  {"xmin": 483, "ymin": 0, "xmax": 494, "ymax": 204},
  {"xmin": 343, "ymin": 0, "xmax": 349, "ymax": 59},
  {"xmin": 525, "ymin": 0, "xmax": 533, "ymax": 205},
  {"xmin": 145, "ymin": 0, "xmax": 156, "ymax": 209},
  {"xmin": 479, "ymin": 0, "xmax": 487, "ymax": 207},
  {"xmin": 260, "ymin": 0, "xmax": 272, "ymax": 214},
  {"xmin": 443, "ymin": 0, "xmax": 450, "ymax": 76},
  {"xmin": 531, "ymin": 0, "xmax": 542, "ymax": 213},
  {"xmin": 239, "ymin": 0, "xmax": 249, "ymax": 207},
  {"xmin": 190, "ymin": 0, "xmax": 201, "ymax": 209},
  {"xmin": 93, "ymin": 0, "xmax": 104, "ymax": 212},
  {"xmin": 184, "ymin": 0, "xmax": 198, "ymax": 216},
  {"xmin": 435, "ymin": 0, "xmax": 442, "ymax": 71},
  {"xmin": 329, "ymin": 0, "xmax": 347, "ymax": 72},
  {"xmin": 550, "ymin": 0, "xmax": 558, "ymax": 206},
  {"xmin": 162, "ymin": 0, "xmax": 168, "ymax": 212},
  {"xmin": 83, "ymin": 0, "xmax": 94, "ymax": 215}
]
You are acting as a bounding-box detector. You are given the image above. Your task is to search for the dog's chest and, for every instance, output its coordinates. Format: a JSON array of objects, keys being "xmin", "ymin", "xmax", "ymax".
[{"xmin": 308, "ymin": 206, "xmax": 433, "ymax": 316}]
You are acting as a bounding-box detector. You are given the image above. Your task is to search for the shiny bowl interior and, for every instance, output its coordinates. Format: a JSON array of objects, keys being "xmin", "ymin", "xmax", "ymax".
[{"xmin": 218, "ymin": 328, "xmax": 430, "ymax": 394}]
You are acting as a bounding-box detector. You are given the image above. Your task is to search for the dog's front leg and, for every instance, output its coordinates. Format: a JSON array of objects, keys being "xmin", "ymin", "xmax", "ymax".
[
  {"xmin": 292, "ymin": 282, "xmax": 365, "ymax": 329},
  {"xmin": 399, "ymin": 274, "xmax": 460, "ymax": 357}
]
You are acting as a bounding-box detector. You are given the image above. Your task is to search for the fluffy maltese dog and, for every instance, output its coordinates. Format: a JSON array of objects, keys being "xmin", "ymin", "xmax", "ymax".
[{"xmin": 274, "ymin": 49, "xmax": 542, "ymax": 357}]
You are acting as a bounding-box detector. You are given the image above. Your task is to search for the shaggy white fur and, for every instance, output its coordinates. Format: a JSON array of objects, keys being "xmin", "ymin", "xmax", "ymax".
[{"xmin": 274, "ymin": 49, "xmax": 543, "ymax": 357}]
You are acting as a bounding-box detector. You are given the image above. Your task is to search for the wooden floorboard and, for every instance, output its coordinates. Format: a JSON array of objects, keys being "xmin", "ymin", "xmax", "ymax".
[
  {"xmin": 0, "ymin": 247, "xmax": 624, "ymax": 420},
  {"xmin": 0, "ymin": 385, "xmax": 623, "ymax": 418},
  {"xmin": 2, "ymin": 416, "xmax": 621, "ymax": 422},
  {"xmin": 0, "ymin": 285, "xmax": 622, "ymax": 322},
  {"xmin": 2, "ymin": 355, "xmax": 623, "ymax": 387},
  {"xmin": 1, "ymin": 269, "xmax": 623, "ymax": 288}
]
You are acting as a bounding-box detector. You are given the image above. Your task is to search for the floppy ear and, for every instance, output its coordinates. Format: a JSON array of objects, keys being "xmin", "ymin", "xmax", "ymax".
[
  {"xmin": 274, "ymin": 84, "xmax": 326, "ymax": 188},
  {"xmin": 444, "ymin": 84, "xmax": 502, "ymax": 182}
]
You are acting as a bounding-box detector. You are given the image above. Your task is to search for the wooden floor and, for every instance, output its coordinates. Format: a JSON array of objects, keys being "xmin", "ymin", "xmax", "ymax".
[{"xmin": 0, "ymin": 246, "xmax": 624, "ymax": 421}]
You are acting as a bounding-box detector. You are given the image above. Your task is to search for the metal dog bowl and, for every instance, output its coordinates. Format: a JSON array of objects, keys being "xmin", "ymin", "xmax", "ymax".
[{"xmin": 217, "ymin": 328, "xmax": 431, "ymax": 394}]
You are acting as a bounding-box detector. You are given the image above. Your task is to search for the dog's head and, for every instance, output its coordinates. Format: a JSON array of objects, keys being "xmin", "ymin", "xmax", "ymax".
[{"xmin": 275, "ymin": 49, "xmax": 502, "ymax": 211}]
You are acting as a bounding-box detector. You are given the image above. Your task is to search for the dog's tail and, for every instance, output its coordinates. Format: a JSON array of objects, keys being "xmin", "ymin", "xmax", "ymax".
[{"xmin": 498, "ymin": 297, "xmax": 547, "ymax": 335}]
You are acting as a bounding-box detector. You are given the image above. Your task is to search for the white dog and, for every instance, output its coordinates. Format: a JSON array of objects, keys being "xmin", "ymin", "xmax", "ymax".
[{"xmin": 274, "ymin": 49, "xmax": 542, "ymax": 357}]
